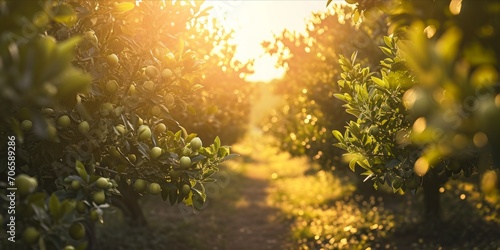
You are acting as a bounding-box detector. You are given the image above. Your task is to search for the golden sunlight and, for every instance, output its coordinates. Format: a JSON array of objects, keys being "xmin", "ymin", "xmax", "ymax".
[{"xmin": 203, "ymin": 0, "xmax": 344, "ymax": 82}]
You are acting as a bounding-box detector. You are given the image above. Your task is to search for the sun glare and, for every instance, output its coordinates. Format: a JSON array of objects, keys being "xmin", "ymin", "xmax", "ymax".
[{"xmin": 204, "ymin": 1, "xmax": 335, "ymax": 82}]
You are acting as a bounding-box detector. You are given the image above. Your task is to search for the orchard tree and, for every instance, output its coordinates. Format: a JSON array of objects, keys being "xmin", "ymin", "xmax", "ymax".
[
  {"xmin": 262, "ymin": 4, "xmax": 387, "ymax": 171},
  {"xmin": 175, "ymin": 17, "xmax": 255, "ymax": 145},
  {"xmin": 331, "ymin": 0, "xmax": 500, "ymax": 219},
  {"xmin": 1, "ymin": 0, "xmax": 236, "ymax": 249}
]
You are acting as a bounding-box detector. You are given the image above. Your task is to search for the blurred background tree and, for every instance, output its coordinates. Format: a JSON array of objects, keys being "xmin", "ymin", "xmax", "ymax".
[{"xmin": 261, "ymin": 4, "xmax": 387, "ymax": 172}]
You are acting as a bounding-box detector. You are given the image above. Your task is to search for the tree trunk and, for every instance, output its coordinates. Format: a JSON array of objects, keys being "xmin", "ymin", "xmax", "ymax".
[
  {"xmin": 422, "ymin": 172, "xmax": 443, "ymax": 222},
  {"xmin": 113, "ymin": 179, "xmax": 149, "ymax": 227}
]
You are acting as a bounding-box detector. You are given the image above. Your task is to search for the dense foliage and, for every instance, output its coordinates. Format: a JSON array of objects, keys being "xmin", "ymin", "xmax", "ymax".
[
  {"xmin": 262, "ymin": 5, "xmax": 386, "ymax": 171},
  {"xmin": 0, "ymin": 1, "xmax": 242, "ymax": 248},
  {"xmin": 331, "ymin": 0, "xmax": 500, "ymax": 217}
]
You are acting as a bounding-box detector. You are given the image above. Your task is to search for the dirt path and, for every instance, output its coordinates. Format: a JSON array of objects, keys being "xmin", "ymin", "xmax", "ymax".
[{"xmin": 222, "ymin": 158, "xmax": 292, "ymax": 250}]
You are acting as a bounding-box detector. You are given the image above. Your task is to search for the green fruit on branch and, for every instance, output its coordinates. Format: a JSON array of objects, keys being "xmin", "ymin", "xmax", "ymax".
[
  {"xmin": 22, "ymin": 227, "xmax": 40, "ymax": 245},
  {"xmin": 69, "ymin": 222, "xmax": 85, "ymax": 240},
  {"xmin": 150, "ymin": 105, "xmax": 162, "ymax": 117},
  {"xmin": 78, "ymin": 121, "xmax": 90, "ymax": 135},
  {"xmin": 106, "ymin": 54, "xmax": 119, "ymax": 66},
  {"xmin": 95, "ymin": 177, "xmax": 109, "ymax": 189},
  {"xmin": 190, "ymin": 137, "xmax": 203, "ymax": 150},
  {"xmin": 76, "ymin": 201, "xmax": 87, "ymax": 214},
  {"xmin": 128, "ymin": 154, "xmax": 137, "ymax": 163},
  {"xmin": 181, "ymin": 184, "xmax": 191, "ymax": 195},
  {"xmin": 84, "ymin": 30, "xmax": 98, "ymax": 46},
  {"xmin": 89, "ymin": 209, "xmax": 99, "ymax": 221},
  {"xmin": 99, "ymin": 102, "xmax": 114, "ymax": 116},
  {"xmin": 64, "ymin": 245, "xmax": 75, "ymax": 250},
  {"xmin": 137, "ymin": 125, "xmax": 152, "ymax": 141},
  {"xmin": 115, "ymin": 124, "xmax": 126, "ymax": 135},
  {"xmin": 143, "ymin": 80, "xmax": 155, "ymax": 92},
  {"xmin": 182, "ymin": 147, "xmax": 192, "ymax": 156},
  {"xmin": 164, "ymin": 93, "xmax": 175, "ymax": 108},
  {"xmin": 47, "ymin": 125, "xmax": 57, "ymax": 140},
  {"xmin": 57, "ymin": 115, "xmax": 71, "ymax": 128},
  {"xmin": 145, "ymin": 65, "xmax": 159, "ymax": 78},
  {"xmin": 71, "ymin": 180, "xmax": 81, "ymax": 190},
  {"xmin": 148, "ymin": 182, "xmax": 162, "ymax": 195},
  {"xmin": 155, "ymin": 123, "xmax": 167, "ymax": 133},
  {"xmin": 150, "ymin": 147, "xmax": 162, "ymax": 159},
  {"xmin": 179, "ymin": 156, "xmax": 191, "ymax": 168},
  {"xmin": 109, "ymin": 147, "xmax": 121, "ymax": 159},
  {"xmin": 134, "ymin": 179, "xmax": 147, "ymax": 192},
  {"xmin": 20, "ymin": 120, "xmax": 33, "ymax": 131},
  {"xmin": 16, "ymin": 174, "xmax": 38, "ymax": 196},
  {"xmin": 106, "ymin": 80, "xmax": 119, "ymax": 94},
  {"xmin": 92, "ymin": 190, "xmax": 106, "ymax": 205},
  {"xmin": 161, "ymin": 68, "xmax": 173, "ymax": 78}
]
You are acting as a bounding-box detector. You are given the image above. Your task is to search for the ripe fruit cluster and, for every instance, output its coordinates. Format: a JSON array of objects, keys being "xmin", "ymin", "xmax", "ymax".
[{"xmin": 133, "ymin": 179, "xmax": 162, "ymax": 195}]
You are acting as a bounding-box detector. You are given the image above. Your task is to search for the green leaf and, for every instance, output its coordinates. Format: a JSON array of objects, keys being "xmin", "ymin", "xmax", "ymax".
[
  {"xmin": 187, "ymin": 104, "xmax": 197, "ymax": 115},
  {"xmin": 214, "ymin": 136, "xmax": 221, "ymax": 151},
  {"xmin": 75, "ymin": 161, "xmax": 88, "ymax": 182},
  {"xmin": 371, "ymin": 76, "xmax": 387, "ymax": 88},
  {"xmin": 191, "ymin": 84, "xmax": 203, "ymax": 92},
  {"xmin": 383, "ymin": 36, "xmax": 392, "ymax": 47},
  {"xmin": 332, "ymin": 130, "xmax": 343, "ymax": 142},
  {"xmin": 221, "ymin": 154, "xmax": 239, "ymax": 162},
  {"xmin": 379, "ymin": 46, "xmax": 393, "ymax": 57}
]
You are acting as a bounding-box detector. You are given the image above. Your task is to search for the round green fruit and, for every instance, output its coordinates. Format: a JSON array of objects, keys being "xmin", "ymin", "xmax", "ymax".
[
  {"xmin": 76, "ymin": 201, "xmax": 87, "ymax": 214},
  {"xmin": 143, "ymin": 80, "xmax": 155, "ymax": 92},
  {"xmin": 16, "ymin": 174, "xmax": 37, "ymax": 196},
  {"xmin": 92, "ymin": 191, "xmax": 106, "ymax": 205},
  {"xmin": 22, "ymin": 227, "xmax": 40, "ymax": 245},
  {"xmin": 161, "ymin": 69, "xmax": 173, "ymax": 78},
  {"xmin": 190, "ymin": 137, "xmax": 202, "ymax": 150},
  {"xmin": 57, "ymin": 115, "xmax": 71, "ymax": 128},
  {"xmin": 182, "ymin": 147, "xmax": 192, "ymax": 156},
  {"xmin": 47, "ymin": 125, "xmax": 57, "ymax": 140},
  {"xmin": 69, "ymin": 222, "xmax": 85, "ymax": 240},
  {"xmin": 78, "ymin": 121, "xmax": 90, "ymax": 135},
  {"xmin": 137, "ymin": 125, "xmax": 152, "ymax": 141},
  {"xmin": 164, "ymin": 93, "xmax": 175, "ymax": 107},
  {"xmin": 106, "ymin": 80, "xmax": 119, "ymax": 94},
  {"xmin": 155, "ymin": 123, "xmax": 167, "ymax": 133},
  {"xmin": 106, "ymin": 54, "xmax": 119, "ymax": 66},
  {"xmin": 115, "ymin": 124, "xmax": 126, "ymax": 135},
  {"xmin": 128, "ymin": 154, "xmax": 137, "ymax": 163},
  {"xmin": 89, "ymin": 209, "xmax": 99, "ymax": 221},
  {"xmin": 95, "ymin": 177, "xmax": 109, "ymax": 189},
  {"xmin": 145, "ymin": 66, "xmax": 159, "ymax": 78},
  {"xmin": 181, "ymin": 184, "xmax": 191, "ymax": 195},
  {"xmin": 148, "ymin": 182, "xmax": 162, "ymax": 195},
  {"xmin": 133, "ymin": 179, "xmax": 147, "ymax": 192},
  {"xmin": 150, "ymin": 147, "xmax": 162, "ymax": 159},
  {"xmin": 64, "ymin": 245, "xmax": 75, "ymax": 250},
  {"xmin": 20, "ymin": 120, "xmax": 33, "ymax": 131},
  {"xmin": 150, "ymin": 105, "xmax": 161, "ymax": 117},
  {"xmin": 179, "ymin": 156, "xmax": 191, "ymax": 168},
  {"xmin": 71, "ymin": 180, "xmax": 81, "ymax": 190}
]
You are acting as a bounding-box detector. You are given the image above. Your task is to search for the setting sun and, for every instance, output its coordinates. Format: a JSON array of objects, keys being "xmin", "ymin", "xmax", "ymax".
[{"xmin": 203, "ymin": 1, "xmax": 335, "ymax": 82}]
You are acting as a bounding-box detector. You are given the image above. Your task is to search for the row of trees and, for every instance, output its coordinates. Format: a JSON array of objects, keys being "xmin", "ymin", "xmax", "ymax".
[
  {"xmin": 265, "ymin": 0, "xmax": 500, "ymax": 220},
  {"xmin": 0, "ymin": 1, "xmax": 251, "ymax": 249}
]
